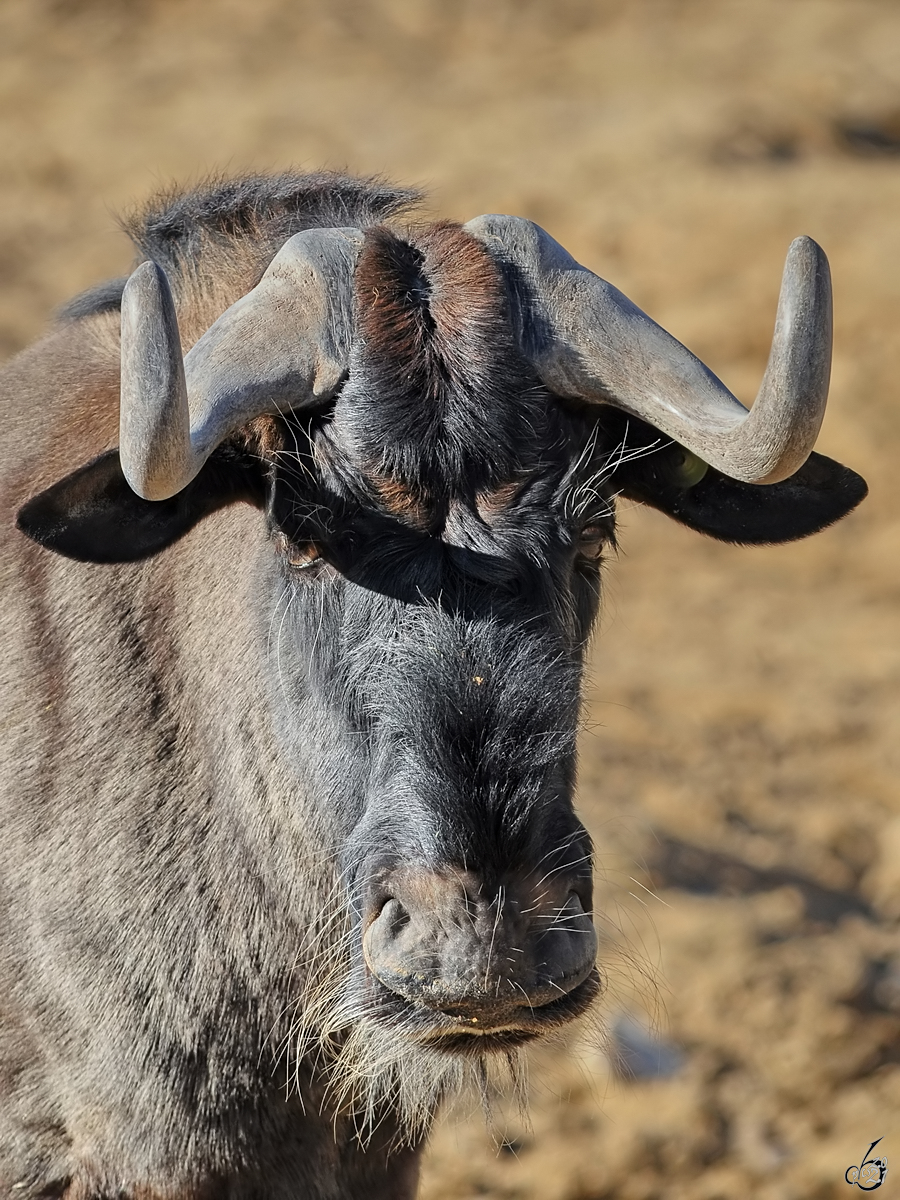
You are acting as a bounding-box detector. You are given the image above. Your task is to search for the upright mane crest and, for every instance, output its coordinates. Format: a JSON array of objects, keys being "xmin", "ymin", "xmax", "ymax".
[
  {"xmin": 127, "ymin": 171, "xmax": 422, "ymax": 279},
  {"xmin": 58, "ymin": 172, "xmax": 424, "ymax": 339}
]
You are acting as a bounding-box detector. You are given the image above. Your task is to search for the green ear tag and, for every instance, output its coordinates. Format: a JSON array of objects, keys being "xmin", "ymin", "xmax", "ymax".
[{"xmin": 670, "ymin": 448, "xmax": 709, "ymax": 488}]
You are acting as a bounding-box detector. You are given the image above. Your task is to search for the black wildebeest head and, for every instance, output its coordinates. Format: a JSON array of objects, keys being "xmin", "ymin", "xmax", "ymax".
[{"xmin": 17, "ymin": 180, "xmax": 866, "ymax": 1133}]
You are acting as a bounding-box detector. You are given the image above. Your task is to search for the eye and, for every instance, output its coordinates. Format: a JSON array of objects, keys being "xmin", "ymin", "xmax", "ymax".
[
  {"xmin": 576, "ymin": 524, "xmax": 605, "ymax": 559},
  {"xmin": 275, "ymin": 532, "xmax": 322, "ymax": 571},
  {"xmin": 287, "ymin": 544, "xmax": 322, "ymax": 570}
]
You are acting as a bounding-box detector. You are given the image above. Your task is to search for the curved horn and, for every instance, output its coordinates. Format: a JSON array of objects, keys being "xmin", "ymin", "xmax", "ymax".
[
  {"xmin": 464, "ymin": 215, "xmax": 832, "ymax": 484},
  {"xmin": 120, "ymin": 227, "xmax": 365, "ymax": 500}
]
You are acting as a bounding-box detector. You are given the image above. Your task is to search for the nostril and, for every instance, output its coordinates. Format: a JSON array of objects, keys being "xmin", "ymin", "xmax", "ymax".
[
  {"xmin": 363, "ymin": 895, "xmax": 419, "ymax": 985},
  {"xmin": 379, "ymin": 897, "xmax": 410, "ymax": 936}
]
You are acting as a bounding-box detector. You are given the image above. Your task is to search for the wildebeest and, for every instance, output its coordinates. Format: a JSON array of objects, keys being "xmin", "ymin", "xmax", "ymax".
[{"xmin": 0, "ymin": 173, "xmax": 866, "ymax": 1198}]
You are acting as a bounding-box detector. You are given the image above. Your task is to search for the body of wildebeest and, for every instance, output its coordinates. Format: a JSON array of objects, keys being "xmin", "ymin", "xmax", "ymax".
[{"xmin": 0, "ymin": 174, "xmax": 866, "ymax": 1198}]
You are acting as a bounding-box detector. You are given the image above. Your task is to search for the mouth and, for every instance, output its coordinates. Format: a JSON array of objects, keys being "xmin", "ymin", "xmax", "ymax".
[{"xmin": 414, "ymin": 969, "xmax": 602, "ymax": 1054}]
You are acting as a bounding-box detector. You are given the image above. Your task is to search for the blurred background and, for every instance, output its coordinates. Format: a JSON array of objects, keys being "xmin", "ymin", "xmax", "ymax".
[{"xmin": 2, "ymin": 1, "xmax": 898, "ymax": 1196}]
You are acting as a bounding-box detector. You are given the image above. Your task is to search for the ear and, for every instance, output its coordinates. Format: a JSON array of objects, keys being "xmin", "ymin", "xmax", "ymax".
[
  {"xmin": 16, "ymin": 447, "xmax": 266, "ymax": 563},
  {"xmin": 615, "ymin": 440, "xmax": 867, "ymax": 545}
]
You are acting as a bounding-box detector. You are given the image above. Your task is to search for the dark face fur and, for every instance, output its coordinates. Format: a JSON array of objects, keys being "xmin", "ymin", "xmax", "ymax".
[{"xmin": 260, "ymin": 228, "xmax": 614, "ymax": 1088}]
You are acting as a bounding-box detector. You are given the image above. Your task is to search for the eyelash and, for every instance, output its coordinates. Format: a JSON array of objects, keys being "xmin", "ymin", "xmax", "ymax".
[{"xmin": 275, "ymin": 532, "xmax": 322, "ymax": 571}]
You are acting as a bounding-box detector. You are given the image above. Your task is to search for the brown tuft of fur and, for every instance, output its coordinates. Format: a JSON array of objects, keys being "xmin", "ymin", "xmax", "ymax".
[
  {"xmin": 342, "ymin": 220, "xmax": 539, "ymax": 520},
  {"xmin": 354, "ymin": 221, "xmax": 508, "ymax": 406},
  {"xmin": 371, "ymin": 476, "xmax": 433, "ymax": 529},
  {"xmin": 475, "ymin": 480, "xmax": 526, "ymax": 522}
]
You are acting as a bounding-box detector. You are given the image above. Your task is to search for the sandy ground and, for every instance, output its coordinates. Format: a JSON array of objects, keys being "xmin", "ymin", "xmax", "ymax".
[{"xmin": 2, "ymin": 1, "xmax": 899, "ymax": 1196}]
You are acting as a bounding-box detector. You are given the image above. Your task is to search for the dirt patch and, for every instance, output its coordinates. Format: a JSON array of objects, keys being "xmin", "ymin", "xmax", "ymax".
[{"xmin": 2, "ymin": 1, "xmax": 898, "ymax": 1196}]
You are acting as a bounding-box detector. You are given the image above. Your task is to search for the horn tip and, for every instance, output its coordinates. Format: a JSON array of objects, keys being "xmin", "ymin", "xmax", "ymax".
[
  {"xmin": 123, "ymin": 258, "xmax": 171, "ymax": 300},
  {"xmin": 787, "ymin": 234, "xmax": 829, "ymax": 270}
]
